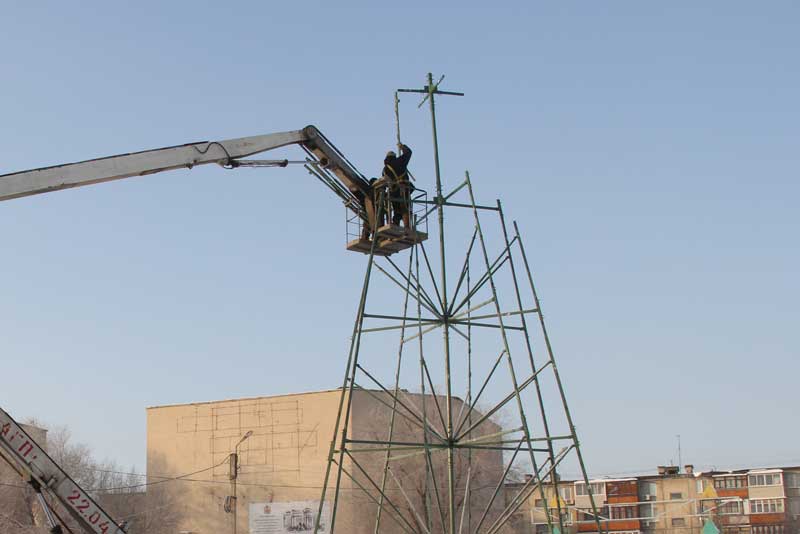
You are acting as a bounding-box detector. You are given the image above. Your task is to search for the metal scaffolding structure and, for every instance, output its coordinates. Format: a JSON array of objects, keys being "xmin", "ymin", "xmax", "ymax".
[{"xmin": 315, "ymin": 74, "xmax": 604, "ymax": 534}]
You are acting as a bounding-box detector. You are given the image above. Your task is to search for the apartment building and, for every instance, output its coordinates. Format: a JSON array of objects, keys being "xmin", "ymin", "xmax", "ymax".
[
  {"xmin": 515, "ymin": 475, "xmax": 576, "ymax": 533},
  {"xmin": 697, "ymin": 468, "xmax": 800, "ymax": 534},
  {"xmin": 511, "ymin": 465, "xmax": 800, "ymax": 534},
  {"xmin": 637, "ymin": 465, "xmax": 704, "ymax": 534},
  {"xmin": 697, "ymin": 470, "xmax": 750, "ymax": 534},
  {"xmin": 573, "ymin": 478, "xmax": 642, "ymax": 534},
  {"xmin": 511, "ymin": 476, "xmax": 644, "ymax": 534}
]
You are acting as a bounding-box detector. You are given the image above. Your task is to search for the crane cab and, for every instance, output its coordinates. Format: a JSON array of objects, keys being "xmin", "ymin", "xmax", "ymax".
[{"xmin": 346, "ymin": 182, "xmax": 428, "ymax": 256}]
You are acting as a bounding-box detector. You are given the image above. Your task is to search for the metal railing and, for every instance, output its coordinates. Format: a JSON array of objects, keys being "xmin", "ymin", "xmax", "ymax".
[{"xmin": 346, "ymin": 183, "xmax": 428, "ymax": 244}]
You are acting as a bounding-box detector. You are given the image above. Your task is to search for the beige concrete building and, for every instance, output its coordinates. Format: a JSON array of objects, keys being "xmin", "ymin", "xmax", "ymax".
[
  {"xmin": 505, "ymin": 475, "xmax": 576, "ymax": 533},
  {"xmin": 638, "ymin": 466, "xmax": 705, "ymax": 534},
  {"xmin": 147, "ymin": 388, "xmax": 503, "ymax": 534}
]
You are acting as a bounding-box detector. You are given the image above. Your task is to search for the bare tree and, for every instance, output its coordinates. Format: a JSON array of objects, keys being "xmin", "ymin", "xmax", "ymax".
[
  {"xmin": 98, "ymin": 482, "xmax": 182, "ymax": 534},
  {"xmin": 343, "ymin": 392, "xmax": 507, "ymax": 534},
  {"xmin": 0, "ymin": 419, "xmax": 182, "ymax": 533},
  {"xmin": 0, "ymin": 420, "xmax": 50, "ymax": 534}
]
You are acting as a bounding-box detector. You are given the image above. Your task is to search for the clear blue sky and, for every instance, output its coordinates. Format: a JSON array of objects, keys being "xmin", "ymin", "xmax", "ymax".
[{"xmin": 1, "ymin": 2, "xmax": 798, "ymax": 477}]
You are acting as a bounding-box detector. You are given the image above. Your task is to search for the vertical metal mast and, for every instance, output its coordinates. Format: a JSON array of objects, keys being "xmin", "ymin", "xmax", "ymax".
[{"xmin": 399, "ymin": 73, "xmax": 464, "ymax": 534}]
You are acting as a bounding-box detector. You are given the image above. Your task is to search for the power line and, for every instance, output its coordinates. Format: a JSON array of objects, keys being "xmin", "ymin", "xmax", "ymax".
[
  {"xmin": 86, "ymin": 464, "xmax": 501, "ymax": 493},
  {"xmin": 87, "ymin": 455, "xmax": 232, "ymax": 492}
]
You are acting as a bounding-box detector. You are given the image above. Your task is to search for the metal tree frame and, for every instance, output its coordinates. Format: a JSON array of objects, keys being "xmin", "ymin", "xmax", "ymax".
[{"xmin": 315, "ymin": 74, "xmax": 605, "ymax": 534}]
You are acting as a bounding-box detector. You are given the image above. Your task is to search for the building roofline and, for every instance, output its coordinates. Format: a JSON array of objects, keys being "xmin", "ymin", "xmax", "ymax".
[
  {"xmin": 146, "ymin": 387, "xmax": 464, "ymax": 410},
  {"xmin": 517, "ymin": 465, "xmax": 800, "ymax": 486},
  {"xmin": 146, "ymin": 387, "xmax": 346, "ymax": 410}
]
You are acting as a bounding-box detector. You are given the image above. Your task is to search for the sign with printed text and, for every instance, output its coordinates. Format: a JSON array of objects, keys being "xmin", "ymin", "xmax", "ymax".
[{"xmin": 249, "ymin": 500, "xmax": 330, "ymax": 534}]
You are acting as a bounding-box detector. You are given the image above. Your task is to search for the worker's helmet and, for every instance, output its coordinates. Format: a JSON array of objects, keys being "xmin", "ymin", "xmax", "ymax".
[{"xmin": 386, "ymin": 150, "xmax": 396, "ymax": 159}]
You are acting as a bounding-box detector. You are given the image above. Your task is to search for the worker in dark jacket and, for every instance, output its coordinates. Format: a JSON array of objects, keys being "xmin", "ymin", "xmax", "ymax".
[{"xmin": 383, "ymin": 144, "xmax": 413, "ymax": 229}]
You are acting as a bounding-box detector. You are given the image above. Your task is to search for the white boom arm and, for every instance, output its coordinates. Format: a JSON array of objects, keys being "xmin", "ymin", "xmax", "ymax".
[
  {"xmin": 0, "ymin": 130, "xmax": 307, "ymax": 202},
  {"xmin": 0, "ymin": 125, "xmax": 372, "ymax": 204}
]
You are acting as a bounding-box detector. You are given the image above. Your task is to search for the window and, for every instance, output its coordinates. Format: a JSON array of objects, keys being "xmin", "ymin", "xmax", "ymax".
[
  {"xmin": 697, "ymin": 500, "xmax": 742, "ymax": 515},
  {"xmin": 576, "ymin": 510, "xmax": 594, "ymax": 522},
  {"xmin": 640, "ymin": 481, "xmax": 657, "ymax": 499},
  {"xmin": 698, "ymin": 499, "xmax": 741, "ymax": 516},
  {"xmin": 785, "ymin": 472, "xmax": 800, "ymax": 488},
  {"xmin": 575, "ymin": 482, "xmax": 605, "ymax": 496},
  {"xmin": 558, "ymin": 485, "xmax": 573, "ymax": 501},
  {"xmin": 609, "ymin": 505, "xmax": 636, "ymax": 520},
  {"xmin": 670, "ymin": 492, "xmax": 684, "ymax": 500},
  {"xmin": 699, "ymin": 501, "xmax": 716, "ymax": 514},
  {"xmin": 719, "ymin": 501, "xmax": 742, "ymax": 515},
  {"xmin": 715, "ymin": 476, "xmax": 747, "ymax": 489},
  {"xmin": 534, "ymin": 499, "xmax": 546, "ymax": 509},
  {"xmin": 672, "ymin": 518, "xmax": 686, "ymax": 526},
  {"xmin": 749, "ymin": 473, "xmax": 782, "ymax": 487},
  {"xmin": 752, "ymin": 526, "xmax": 785, "ymax": 534},
  {"xmin": 750, "ymin": 498, "xmax": 784, "ymax": 514},
  {"xmin": 577, "ymin": 507, "xmax": 608, "ymax": 522},
  {"xmin": 639, "ymin": 503, "xmax": 655, "ymax": 519}
]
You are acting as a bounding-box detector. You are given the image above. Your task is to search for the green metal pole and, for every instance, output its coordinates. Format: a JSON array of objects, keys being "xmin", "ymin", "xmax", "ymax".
[
  {"xmin": 315, "ymin": 192, "xmax": 383, "ymax": 534},
  {"xmin": 425, "ymin": 71, "xmax": 456, "ymax": 534},
  {"xmin": 513, "ymin": 220, "xmax": 606, "ymax": 534},
  {"xmin": 374, "ymin": 251, "xmax": 414, "ymax": 534},
  {"xmin": 465, "ymin": 171, "xmax": 554, "ymax": 534},
  {"xmin": 497, "ymin": 200, "xmax": 564, "ymax": 534},
  {"xmin": 416, "ymin": 239, "xmax": 440, "ymax": 532},
  {"xmin": 466, "ymin": 261, "xmax": 472, "ymax": 533}
]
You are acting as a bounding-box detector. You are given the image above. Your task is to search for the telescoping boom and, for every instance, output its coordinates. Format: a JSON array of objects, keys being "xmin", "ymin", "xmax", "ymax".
[
  {"xmin": 0, "ymin": 125, "xmax": 370, "ymax": 204},
  {"xmin": 0, "ymin": 125, "xmax": 426, "ymax": 255}
]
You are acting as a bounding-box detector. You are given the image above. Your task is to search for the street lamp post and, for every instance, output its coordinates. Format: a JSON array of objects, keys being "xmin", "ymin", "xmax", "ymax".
[{"xmin": 231, "ymin": 431, "xmax": 253, "ymax": 534}]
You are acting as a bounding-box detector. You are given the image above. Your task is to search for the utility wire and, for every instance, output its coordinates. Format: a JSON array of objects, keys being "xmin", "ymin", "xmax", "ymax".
[
  {"xmin": 82, "ymin": 461, "xmax": 505, "ymax": 493},
  {"xmin": 87, "ymin": 455, "xmax": 232, "ymax": 492}
]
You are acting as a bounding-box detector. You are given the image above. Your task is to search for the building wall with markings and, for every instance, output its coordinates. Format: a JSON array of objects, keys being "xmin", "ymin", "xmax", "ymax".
[{"xmin": 147, "ymin": 388, "xmax": 503, "ymax": 534}]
